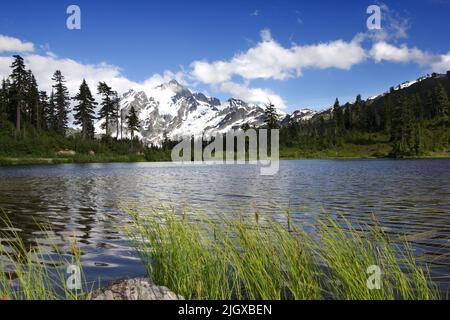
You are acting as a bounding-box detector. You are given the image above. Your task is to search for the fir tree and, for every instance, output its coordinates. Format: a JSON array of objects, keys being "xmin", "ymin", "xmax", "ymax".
[
  {"xmin": 383, "ymin": 94, "xmax": 393, "ymax": 133},
  {"xmin": 97, "ymin": 82, "xmax": 118, "ymax": 137},
  {"xmin": 434, "ymin": 83, "xmax": 449, "ymax": 118},
  {"xmin": 332, "ymin": 98, "xmax": 344, "ymax": 135},
  {"xmin": 48, "ymin": 90, "xmax": 58, "ymax": 131},
  {"xmin": 353, "ymin": 94, "xmax": 363, "ymax": 129},
  {"xmin": 9, "ymin": 55, "xmax": 28, "ymax": 136},
  {"xmin": 52, "ymin": 70, "xmax": 71, "ymax": 135},
  {"xmin": 343, "ymin": 103, "xmax": 352, "ymax": 130},
  {"xmin": 264, "ymin": 102, "xmax": 280, "ymax": 129},
  {"xmin": 38, "ymin": 91, "xmax": 50, "ymax": 130},
  {"xmin": 0, "ymin": 79, "xmax": 9, "ymax": 128},
  {"xmin": 126, "ymin": 106, "xmax": 140, "ymax": 140},
  {"xmin": 73, "ymin": 80, "xmax": 97, "ymax": 139},
  {"xmin": 26, "ymin": 70, "xmax": 40, "ymax": 129}
]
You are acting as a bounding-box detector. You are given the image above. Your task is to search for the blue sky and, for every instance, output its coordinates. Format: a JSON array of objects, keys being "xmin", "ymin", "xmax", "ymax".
[{"xmin": 1, "ymin": 0, "xmax": 450, "ymax": 112}]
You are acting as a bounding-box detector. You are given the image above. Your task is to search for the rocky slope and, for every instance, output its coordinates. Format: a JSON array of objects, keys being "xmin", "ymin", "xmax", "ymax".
[{"xmin": 95, "ymin": 80, "xmax": 315, "ymax": 145}]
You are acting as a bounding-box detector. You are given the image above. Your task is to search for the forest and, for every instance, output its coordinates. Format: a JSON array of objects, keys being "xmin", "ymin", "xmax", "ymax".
[
  {"xmin": 1, "ymin": 54, "xmax": 449, "ymax": 164},
  {"xmin": 279, "ymin": 72, "xmax": 450, "ymax": 158}
]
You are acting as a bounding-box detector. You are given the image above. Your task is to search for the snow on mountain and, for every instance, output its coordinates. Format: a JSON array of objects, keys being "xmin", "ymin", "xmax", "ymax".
[
  {"xmin": 95, "ymin": 80, "xmax": 274, "ymax": 145},
  {"xmin": 94, "ymin": 74, "xmax": 436, "ymax": 145}
]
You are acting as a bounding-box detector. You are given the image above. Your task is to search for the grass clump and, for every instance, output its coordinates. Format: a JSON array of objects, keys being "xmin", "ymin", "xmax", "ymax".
[
  {"xmin": 0, "ymin": 215, "xmax": 93, "ymax": 300},
  {"xmin": 122, "ymin": 207, "xmax": 440, "ymax": 300}
]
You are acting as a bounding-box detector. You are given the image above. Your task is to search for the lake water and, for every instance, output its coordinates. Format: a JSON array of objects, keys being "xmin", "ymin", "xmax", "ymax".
[{"xmin": 0, "ymin": 160, "xmax": 449, "ymax": 292}]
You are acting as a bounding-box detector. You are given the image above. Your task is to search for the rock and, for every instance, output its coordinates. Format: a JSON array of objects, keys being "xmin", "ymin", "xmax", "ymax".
[
  {"xmin": 56, "ymin": 149, "xmax": 76, "ymax": 156},
  {"xmin": 91, "ymin": 278, "xmax": 184, "ymax": 300},
  {"xmin": 88, "ymin": 150, "xmax": 95, "ymax": 156}
]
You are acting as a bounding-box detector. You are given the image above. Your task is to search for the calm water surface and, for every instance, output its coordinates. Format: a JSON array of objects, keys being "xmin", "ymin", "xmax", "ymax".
[{"xmin": 0, "ymin": 160, "xmax": 449, "ymax": 291}]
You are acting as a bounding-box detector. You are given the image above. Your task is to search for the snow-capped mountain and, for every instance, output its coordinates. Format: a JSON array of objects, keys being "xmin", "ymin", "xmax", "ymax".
[{"xmin": 95, "ymin": 80, "xmax": 311, "ymax": 145}]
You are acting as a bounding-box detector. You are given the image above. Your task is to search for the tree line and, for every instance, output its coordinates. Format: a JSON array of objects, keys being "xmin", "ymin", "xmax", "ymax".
[
  {"xmin": 280, "ymin": 73, "xmax": 450, "ymax": 157},
  {"xmin": 0, "ymin": 55, "xmax": 141, "ymax": 141}
]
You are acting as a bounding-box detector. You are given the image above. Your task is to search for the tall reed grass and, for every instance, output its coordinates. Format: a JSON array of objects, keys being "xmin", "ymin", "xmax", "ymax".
[
  {"xmin": 0, "ymin": 214, "xmax": 93, "ymax": 300},
  {"xmin": 121, "ymin": 207, "xmax": 440, "ymax": 300}
]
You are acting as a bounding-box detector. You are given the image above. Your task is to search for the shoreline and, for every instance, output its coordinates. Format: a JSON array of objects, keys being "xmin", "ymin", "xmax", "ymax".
[{"xmin": 1, "ymin": 154, "xmax": 449, "ymax": 167}]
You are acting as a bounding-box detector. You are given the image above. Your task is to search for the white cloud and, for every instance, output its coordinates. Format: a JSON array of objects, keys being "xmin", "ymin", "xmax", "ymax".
[
  {"xmin": 363, "ymin": 3, "xmax": 410, "ymax": 42},
  {"xmin": 370, "ymin": 42, "xmax": 437, "ymax": 65},
  {"xmin": 218, "ymin": 82, "xmax": 286, "ymax": 109},
  {"xmin": 431, "ymin": 52, "xmax": 450, "ymax": 73},
  {"xmin": 0, "ymin": 35, "xmax": 34, "ymax": 53},
  {"xmin": 190, "ymin": 30, "xmax": 366, "ymax": 84},
  {"xmin": 0, "ymin": 51, "xmax": 187, "ymax": 98}
]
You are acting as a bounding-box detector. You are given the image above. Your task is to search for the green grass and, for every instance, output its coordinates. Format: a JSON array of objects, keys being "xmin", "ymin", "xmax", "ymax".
[
  {"xmin": 121, "ymin": 207, "xmax": 441, "ymax": 300},
  {"xmin": 0, "ymin": 206, "xmax": 443, "ymax": 300},
  {"xmin": 0, "ymin": 214, "xmax": 93, "ymax": 300}
]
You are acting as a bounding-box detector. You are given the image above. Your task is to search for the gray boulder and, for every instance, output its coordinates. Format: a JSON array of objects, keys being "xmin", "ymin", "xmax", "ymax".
[{"xmin": 92, "ymin": 278, "xmax": 184, "ymax": 300}]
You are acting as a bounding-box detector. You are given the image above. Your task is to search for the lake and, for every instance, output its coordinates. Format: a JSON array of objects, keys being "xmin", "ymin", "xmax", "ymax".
[{"xmin": 0, "ymin": 159, "xmax": 449, "ymax": 292}]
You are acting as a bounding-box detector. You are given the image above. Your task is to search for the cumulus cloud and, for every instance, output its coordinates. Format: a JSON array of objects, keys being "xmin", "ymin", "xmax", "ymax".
[
  {"xmin": 190, "ymin": 30, "xmax": 366, "ymax": 84},
  {"xmin": 0, "ymin": 52, "xmax": 186, "ymax": 102},
  {"xmin": 370, "ymin": 42, "xmax": 437, "ymax": 65},
  {"xmin": 218, "ymin": 82, "xmax": 286, "ymax": 109},
  {"xmin": 0, "ymin": 35, "xmax": 34, "ymax": 53},
  {"xmin": 431, "ymin": 52, "xmax": 450, "ymax": 73}
]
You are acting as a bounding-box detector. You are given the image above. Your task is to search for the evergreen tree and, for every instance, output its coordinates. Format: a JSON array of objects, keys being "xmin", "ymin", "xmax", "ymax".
[
  {"xmin": 0, "ymin": 79, "xmax": 9, "ymax": 128},
  {"xmin": 97, "ymin": 82, "xmax": 117, "ymax": 137},
  {"xmin": 38, "ymin": 91, "xmax": 50, "ymax": 130},
  {"xmin": 434, "ymin": 83, "xmax": 449, "ymax": 118},
  {"xmin": 424, "ymin": 90, "xmax": 435, "ymax": 119},
  {"xmin": 112, "ymin": 91, "xmax": 121, "ymax": 139},
  {"xmin": 411, "ymin": 93, "xmax": 423, "ymax": 120},
  {"xmin": 26, "ymin": 70, "xmax": 40, "ymax": 129},
  {"xmin": 47, "ymin": 90, "xmax": 58, "ymax": 131},
  {"xmin": 391, "ymin": 95, "xmax": 419, "ymax": 156},
  {"xmin": 353, "ymin": 94, "xmax": 363, "ymax": 129},
  {"xmin": 332, "ymin": 98, "xmax": 344, "ymax": 135},
  {"xmin": 264, "ymin": 102, "xmax": 280, "ymax": 129},
  {"xmin": 343, "ymin": 103, "xmax": 352, "ymax": 130},
  {"xmin": 383, "ymin": 94, "xmax": 393, "ymax": 133},
  {"xmin": 52, "ymin": 70, "xmax": 70, "ymax": 135},
  {"xmin": 126, "ymin": 106, "xmax": 140, "ymax": 140},
  {"xmin": 9, "ymin": 55, "xmax": 28, "ymax": 136},
  {"xmin": 72, "ymin": 80, "xmax": 97, "ymax": 139}
]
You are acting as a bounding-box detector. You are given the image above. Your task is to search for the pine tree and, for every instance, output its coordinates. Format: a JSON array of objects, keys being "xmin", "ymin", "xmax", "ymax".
[
  {"xmin": 52, "ymin": 70, "xmax": 70, "ymax": 135},
  {"xmin": 0, "ymin": 79, "xmax": 9, "ymax": 128},
  {"xmin": 97, "ymin": 82, "xmax": 117, "ymax": 137},
  {"xmin": 264, "ymin": 102, "xmax": 280, "ymax": 129},
  {"xmin": 38, "ymin": 91, "xmax": 50, "ymax": 130},
  {"xmin": 48, "ymin": 90, "xmax": 58, "ymax": 131},
  {"xmin": 26, "ymin": 70, "xmax": 40, "ymax": 129},
  {"xmin": 332, "ymin": 98, "xmax": 344, "ymax": 135},
  {"xmin": 411, "ymin": 93, "xmax": 423, "ymax": 120},
  {"xmin": 391, "ymin": 95, "xmax": 419, "ymax": 156},
  {"xmin": 434, "ymin": 83, "xmax": 449, "ymax": 118},
  {"xmin": 112, "ymin": 91, "xmax": 121, "ymax": 139},
  {"xmin": 383, "ymin": 94, "xmax": 393, "ymax": 133},
  {"xmin": 10, "ymin": 55, "xmax": 28, "ymax": 137},
  {"xmin": 73, "ymin": 80, "xmax": 97, "ymax": 139},
  {"xmin": 343, "ymin": 103, "xmax": 352, "ymax": 130},
  {"xmin": 126, "ymin": 106, "xmax": 140, "ymax": 140},
  {"xmin": 424, "ymin": 90, "xmax": 435, "ymax": 119}
]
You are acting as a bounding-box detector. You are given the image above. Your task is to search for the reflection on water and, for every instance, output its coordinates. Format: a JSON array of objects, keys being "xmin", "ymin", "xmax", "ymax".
[{"xmin": 0, "ymin": 160, "xmax": 449, "ymax": 290}]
